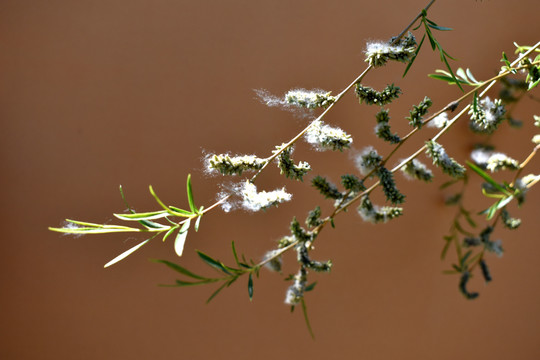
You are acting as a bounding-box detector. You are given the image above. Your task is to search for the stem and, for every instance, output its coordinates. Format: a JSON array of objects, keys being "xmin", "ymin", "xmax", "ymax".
[{"xmin": 512, "ymin": 144, "xmax": 540, "ymax": 185}]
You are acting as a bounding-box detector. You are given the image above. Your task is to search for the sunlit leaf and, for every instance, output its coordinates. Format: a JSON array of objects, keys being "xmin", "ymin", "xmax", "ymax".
[
  {"xmin": 466, "ymin": 68, "xmax": 480, "ymax": 84},
  {"xmin": 186, "ymin": 174, "xmax": 197, "ymax": 214},
  {"xmin": 149, "ymin": 186, "xmax": 192, "ymax": 217},
  {"xmin": 162, "ymin": 226, "xmax": 177, "ymax": 242},
  {"xmin": 174, "ymin": 219, "xmax": 191, "ymax": 256},
  {"xmin": 104, "ymin": 238, "xmax": 150, "ymax": 268},
  {"xmin": 49, "ymin": 220, "xmax": 141, "ymax": 234},
  {"xmin": 194, "ymin": 214, "xmax": 203, "ymax": 232},
  {"xmin": 113, "ymin": 210, "xmax": 170, "ymax": 221},
  {"xmin": 168, "ymin": 206, "xmax": 194, "ymax": 216}
]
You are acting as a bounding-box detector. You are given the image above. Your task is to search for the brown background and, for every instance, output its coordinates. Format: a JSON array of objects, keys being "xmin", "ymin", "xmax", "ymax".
[{"xmin": 1, "ymin": 0, "xmax": 540, "ymax": 359}]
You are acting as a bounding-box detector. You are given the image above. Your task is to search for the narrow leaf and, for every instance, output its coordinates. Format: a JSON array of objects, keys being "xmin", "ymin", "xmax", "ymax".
[
  {"xmin": 456, "ymin": 68, "xmax": 469, "ymax": 83},
  {"xmin": 113, "ymin": 210, "xmax": 170, "ymax": 221},
  {"xmin": 301, "ymin": 299, "xmax": 315, "ymax": 340},
  {"xmin": 194, "ymin": 214, "xmax": 203, "ymax": 232},
  {"xmin": 442, "ymin": 55, "xmax": 464, "ymax": 91},
  {"xmin": 305, "ymin": 282, "xmax": 317, "ymax": 292},
  {"xmin": 467, "ymin": 162, "xmax": 511, "ymax": 195},
  {"xmin": 104, "ymin": 239, "xmax": 150, "ymax": 268},
  {"xmin": 461, "ymin": 208, "xmax": 477, "ymax": 228},
  {"xmin": 427, "ymin": 23, "xmax": 453, "ymax": 31},
  {"xmin": 162, "ymin": 226, "xmax": 178, "ymax": 242},
  {"xmin": 403, "ymin": 34, "xmax": 425, "ymax": 77},
  {"xmin": 464, "ymin": 252, "xmax": 482, "ymax": 267},
  {"xmin": 206, "ymin": 281, "xmax": 230, "ymax": 304},
  {"xmin": 442, "ymin": 270, "xmax": 460, "ymax": 275},
  {"xmin": 231, "ymin": 241, "xmax": 241, "ymax": 266},
  {"xmin": 167, "ymin": 279, "xmax": 214, "ymax": 287},
  {"xmin": 197, "ymin": 250, "xmax": 232, "ymax": 275},
  {"xmin": 174, "ymin": 219, "xmax": 191, "ymax": 256},
  {"xmin": 460, "ymin": 250, "xmax": 472, "ymax": 267},
  {"xmin": 168, "ymin": 206, "xmax": 194, "ymax": 216},
  {"xmin": 248, "ymin": 273, "xmax": 254, "ymax": 301},
  {"xmin": 151, "ymin": 259, "xmax": 208, "ymax": 280},
  {"xmin": 528, "ymin": 78, "xmax": 540, "ymax": 91},
  {"xmin": 424, "ymin": 23, "xmax": 436, "ymax": 50},
  {"xmin": 149, "ymin": 186, "xmax": 192, "ymax": 217},
  {"xmin": 441, "ymin": 236, "xmax": 453, "ymax": 260},
  {"xmin": 466, "ymin": 68, "xmax": 480, "ymax": 84},
  {"xmin": 186, "ymin": 174, "xmax": 197, "ymax": 214}
]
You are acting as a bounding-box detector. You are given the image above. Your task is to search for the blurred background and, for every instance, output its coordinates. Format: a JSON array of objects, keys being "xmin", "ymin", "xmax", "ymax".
[{"xmin": 1, "ymin": 0, "xmax": 539, "ymax": 359}]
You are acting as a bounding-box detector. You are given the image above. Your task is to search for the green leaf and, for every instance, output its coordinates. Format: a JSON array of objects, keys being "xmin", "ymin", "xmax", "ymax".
[
  {"xmin": 483, "ymin": 196, "xmax": 514, "ymax": 220},
  {"xmin": 164, "ymin": 279, "xmax": 214, "ymax": 287},
  {"xmin": 162, "ymin": 226, "xmax": 178, "ymax": 242},
  {"xmin": 423, "ymin": 22, "xmax": 437, "ymax": 50},
  {"xmin": 441, "ymin": 235, "xmax": 453, "ymax": 260},
  {"xmin": 149, "ymin": 186, "xmax": 193, "ymax": 217},
  {"xmin": 231, "ymin": 241, "xmax": 241, "ymax": 266},
  {"xmin": 427, "ymin": 24, "xmax": 452, "ymax": 31},
  {"xmin": 528, "ymin": 78, "xmax": 540, "ymax": 91},
  {"xmin": 301, "ymin": 299, "xmax": 315, "ymax": 340},
  {"xmin": 186, "ymin": 174, "xmax": 197, "ymax": 214},
  {"xmin": 206, "ymin": 281, "xmax": 230, "ymax": 304},
  {"xmin": 104, "ymin": 238, "xmax": 150, "ymax": 268},
  {"xmin": 442, "ymin": 269, "xmax": 460, "ymax": 275},
  {"xmin": 174, "ymin": 219, "xmax": 191, "ymax": 256},
  {"xmin": 139, "ymin": 219, "xmax": 170, "ymax": 230},
  {"xmin": 464, "ymin": 252, "xmax": 482, "ymax": 267},
  {"xmin": 119, "ymin": 185, "xmax": 164, "ymax": 229},
  {"xmin": 426, "ymin": 19, "xmax": 452, "ymax": 31},
  {"xmin": 113, "ymin": 211, "xmax": 172, "ymax": 230},
  {"xmin": 467, "ymin": 162, "xmax": 511, "ymax": 196},
  {"xmin": 461, "ymin": 208, "xmax": 477, "ymax": 228},
  {"xmin": 248, "ymin": 273, "xmax": 254, "ymax": 301},
  {"xmin": 113, "ymin": 210, "xmax": 170, "ymax": 221},
  {"xmin": 197, "ymin": 250, "xmax": 233, "ymax": 275},
  {"xmin": 441, "ymin": 54, "xmax": 463, "ymax": 91},
  {"xmin": 460, "ymin": 250, "xmax": 472, "ymax": 267},
  {"xmin": 49, "ymin": 220, "xmax": 141, "ymax": 234},
  {"xmin": 305, "ymin": 282, "xmax": 317, "ymax": 292},
  {"xmin": 151, "ymin": 259, "xmax": 208, "ymax": 280},
  {"xmin": 403, "ymin": 34, "xmax": 425, "ymax": 77},
  {"xmin": 501, "ymin": 51, "xmax": 511, "ymax": 67},
  {"xmin": 168, "ymin": 206, "xmax": 194, "ymax": 216},
  {"xmin": 429, "ymin": 71, "xmax": 469, "ymax": 86},
  {"xmin": 453, "ymin": 219, "xmax": 475, "ymax": 237}
]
